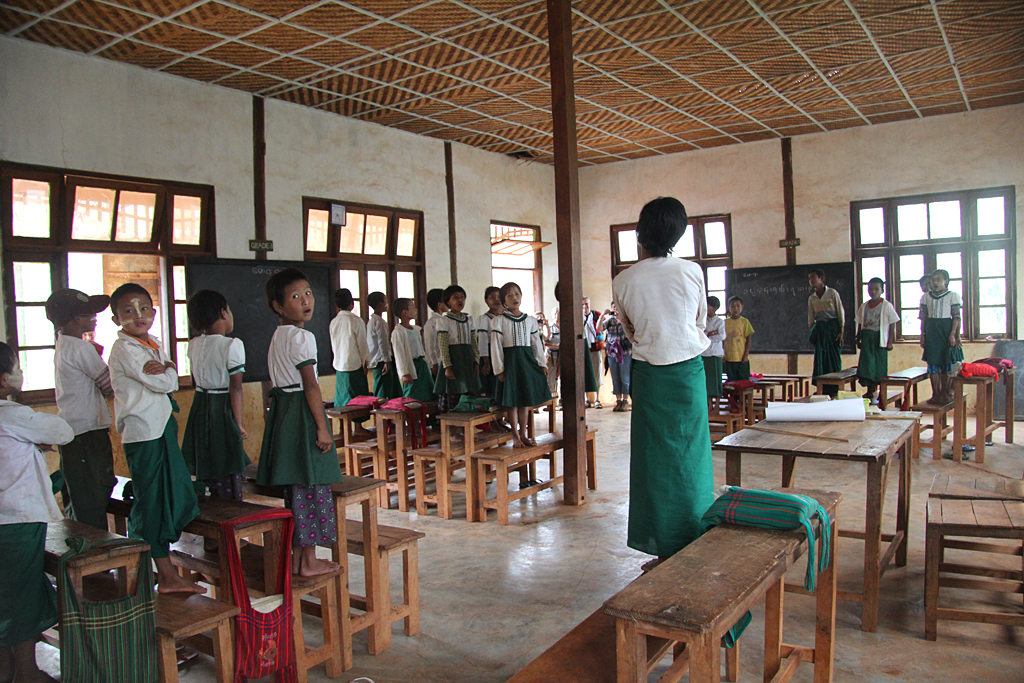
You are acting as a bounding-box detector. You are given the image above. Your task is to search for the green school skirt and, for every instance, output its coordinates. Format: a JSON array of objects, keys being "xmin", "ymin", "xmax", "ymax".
[
  {"xmin": 703, "ymin": 356, "xmax": 723, "ymax": 397},
  {"xmin": 59, "ymin": 428, "xmax": 116, "ymax": 531},
  {"xmin": 723, "ymin": 360, "xmax": 750, "ymax": 382},
  {"xmin": 922, "ymin": 318, "xmax": 965, "ymax": 370},
  {"xmin": 584, "ymin": 346, "xmax": 599, "ymax": 393},
  {"xmin": 256, "ymin": 388, "xmax": 343, "ymax": 487},
  {"xmin": 810, "ymin": 318, "xmax": 842, "ymax": 379},
  {"xmin": 495, "ymin": 347, "xmax": 552, "ymax": 408},
  {"xmin": 628, "ymin": 357, "xmax": 715, "ymax": 558},
  {"xmin": 123, "ymin": 416, "xmax": 199, "ymax": 559},
  {"xmin": 405, "ymin": 357, "xmax": 437, "ymax": 402},
  {"xmin": 433, "ymin": 344, "xmax": 481, "ymax": 395},
  {"xmin": 373, "ymin": 361, "xmax": 402, "ymax": 400},
  {"xmin": 181, "ymin": 389, "xmax": 251, "ymax": 481},
  {"xmin": 0, "ymin": 522, "xmax": 57, "ymax": 646},
  {"xmin": 856, "ymin": 329, "xmax": 888, "ymax": 386},
  {"xmin": 334, "ymin": 368, "xmax": 370, "ymax": 408}
]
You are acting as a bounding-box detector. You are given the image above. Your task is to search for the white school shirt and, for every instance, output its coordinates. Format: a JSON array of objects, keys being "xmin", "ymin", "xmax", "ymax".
[
  {"xmin": 476, "ymin": 312, "xmax": 498, "ymax": 358},
  {"xmin": 422, "ymin": 311, "xmax": 443, "ymax": 370},
  {"xmin": 490, "ymin": 312, "xmax": 546, "ymax": 376},
  {"xmin": 330, "ymin": 310, "xmax": 369, "ymax": 373},
  {"xmin": 188, "ymin": 334, "xmax": 246, "ymax": 392},
  {"xmin": 366, "ymin": 314, "xmax": 392, "ymax": 366},
  {"xmin": 808, "ymin": 286, "xmax": 845, "ymax": 329},
  {"xmin": 612, "ymin": 257, "xmax": 709, "ymax": 365},
  {"xmin": 108, "ymin": 331, "xmax": 178, "ymax": 444},
  {"xmin": 268, "ymin": 325, "xmax": 318, "ymax": 392},
  {"xmin": 54, "ymin": 333, "xmax": 112, "ymax": 435},
  {"xmin": 855, "ymin": 300, "xmax": 900, "ymax": 348},
  {"xmin": 920, "ymin": 290, "xmax": 962, "ymax": 319},
  {"xmin": 701, "ymin": 315, "xmax": 726, "ymax": 358},
  {"xmin": 438, "ymin": 312, "xmax": 479, "ymax": 369},
  {"xmin": 392, "ymin": 324, "xmax": 425, "ymax": 380},
  {"xmin": 0, "ymin": 400, "xmax": 73, "ymax": 525}
]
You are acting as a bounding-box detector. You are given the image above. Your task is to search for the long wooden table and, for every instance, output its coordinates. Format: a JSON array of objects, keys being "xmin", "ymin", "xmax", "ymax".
[{"xmin": 713, "ymin": 417, "xmax": 915, "ymax": 632}]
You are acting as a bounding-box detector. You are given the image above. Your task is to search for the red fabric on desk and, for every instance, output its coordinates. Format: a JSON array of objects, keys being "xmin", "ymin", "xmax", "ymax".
[
  {"xmin": 382, "ymin": 397, "xmax": 428, "ymax": 449},
  {"xmin": 960, "ymin": 362, "xmax": 998, "ymax": 378}
]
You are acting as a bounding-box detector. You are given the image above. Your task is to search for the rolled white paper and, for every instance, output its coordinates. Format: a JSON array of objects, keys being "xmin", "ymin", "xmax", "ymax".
[{"xmin": 765, "ymin": 397, "xmax": 866, "ymax": 422}]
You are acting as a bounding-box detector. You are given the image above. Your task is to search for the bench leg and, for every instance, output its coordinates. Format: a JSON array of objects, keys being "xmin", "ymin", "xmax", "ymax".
[
  {"xmin": 337, "ymin": 553, "xmax": 353, "ymax": 671},
  {"xmin": 586, "ymin": 436, "xmax": 597, "ymax": 491},
  {"xmin": 615, "ymin": 619, "xmax": 646, "ymax": 683},
  {"xmin": 781, "ymin": 455, "xmax": 797, "ymax": 488},
  {"xmin": 862, "ymin": 460, "xmax": 884, "ymax": 632},
  {"xmin": 764, "ymin": 579, "xmax": 783, "ymax": 682},
  {"xmin": 976, "ymin": 383, "xmax": 988, "ymax": 464},
  {"xmin": 158, "ymin": 634, "xmax": 179, "ymax": 683},
  {"xmin": 402, "ymin": 543, "xmax": 419, "ymax": 636},
  {"xmin": 291, "ymin": 588, "xmax": 310, "ymax": 683},
  {"xmin": 437, "ymin": 457, "xmax": 452, "ymax": 520},
  {"xmin": 497, "ymin": 463, "xmax": 510, "ymax": 526},
  {"xmin": 725, "ymin": 641, "xmax": 739, "ymax": 682},
  {"xmin": 211, "ymin": 618, "xmax": 233, "ymax": 683},
  {"xmin": 689, "ymin": 631, "xmax": 721, "ymax": 683},
  {"xmin": 924, "ymin": 524, "xmax": 941, "ymax": 641},
  {"xmin": 413, "ymin": 457, "xmax": 428, "ymax": 516},
  {"xmin": 322, "ymin": 578, "xmax": 343, "ymax": 678},
  {"xmin": 815, "ymin": 513, "xmax": 838, "ymax": 683}
]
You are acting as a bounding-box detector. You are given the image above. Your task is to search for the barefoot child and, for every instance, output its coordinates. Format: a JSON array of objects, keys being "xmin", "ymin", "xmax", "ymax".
[
  {"xmin": 182, "ymin": 290, "xmax": 251, "ymax": 502},
  {"xmin": 490, "ymin": 282, "xmax": 550, "ymax": 448},
  {"xmin": 392, "ymin": 298, "xmax": 435, "ymax": 402},
  {"xmin": 476, "ymin": 286, "xmax": 503, "ymax": 399},
  {"xmin": 367, "ymin": 292, "xmax": 401, "ymax": 400},
  {"xmin": 422, "ymin": 288, "xmax": 448, "ymax": 381},
  {"xmin": 855, "ymin": 278, "xmax": 900, "ymax": 404},
  {"xmin": 46, "ymin": 288, "xmax": 116, "ymax": 530},
  {"xmin": 329, "ymin": 288, "xmax": 370, "ymax": 408},
  {"xmin": 921, "ymin": 269, "xmax": 963, "ymax": 405},
  {"xmin": 434, "ymin": 285, "xmax": 481, "ymax": 412},
  {"xmin": 107, "ymin": 283, "xmax": 202, "ymax": 594},
  {"xmin": 0, "ymin": 343, "xmax": 73, "ymax": 683},
  {"xmin": 701, "ymin": 295, "xmax": 725, "ymax": 409},
  {"xmin": 723, "ymin": 296, "xmax": 754, "ymax": 381},
  {"xmin": 256, "ymin": 268, "xmax": 343, "ymax": 577}
]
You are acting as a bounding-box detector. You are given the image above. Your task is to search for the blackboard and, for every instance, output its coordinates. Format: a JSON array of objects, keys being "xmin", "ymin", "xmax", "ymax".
[
  {"xmin": 185, "ymin": 258, "xmax": 336, "ymax": 383},
  {"xmin": 993, "ymin": 340, "xmax": 1024, "ymax": 421},
  {"xmin": 726, "ymin": 262, "xmax": 857, "ymax": 354}
]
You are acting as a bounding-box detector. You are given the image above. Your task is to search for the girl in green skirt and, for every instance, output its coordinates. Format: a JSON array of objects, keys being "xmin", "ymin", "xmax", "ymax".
[
  {"xmin": 491, "ymin": 282, "xmax": 551, "ymax": 448},
  {"xmin": 182, "ymin": 290, "xmax": 251, "ymax": 502},
  {"xmin": 854, "ymin": 278, "xmax": 900, "ymax": 404},
  {"xmin": 392, "ymin": 297, "xmax": 436, "ymax": 402},
  {"xmin": 476, "ymin": 286, "xmax": 503, "ymax": 399},
  {"xmin": 920, "ymin": 269, "xmax": 964, "ymax": 405},
  {"xmin": 434, "ymin": 285, "xmax": 481, "ymax": 411}
]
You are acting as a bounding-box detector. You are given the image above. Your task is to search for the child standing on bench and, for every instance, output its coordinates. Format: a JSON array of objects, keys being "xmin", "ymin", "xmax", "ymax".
[
  {"xmin": 808, "ymin": 268, "xmax": 845, "ymax": 397},
  {"xmin": 490, "ymin": 282, "xmax": 550, "ymax": 448},
  {"xmin": 477, "ymin": 286, "xmax": 503, "ymax": 399},
  {"xmin": 855, "ymin": 278, "xmax": 900, "ymax": 404},
  {"xmin": 392, "ymin": 297, "xmax": 435, "ymax": 402},
  {"xmin": 422, "ymin": 288, "xmax": 447, "ymax": 381},
  {"xmin": 920, "ymin": 269, "xmax": 963, "ymax": 405},
  {"xmin": 181, "ymin": 289, "xmax": 251, "ymax": 502},
  {"xmin": 329, "ymin": 288, "xmax": 370, "ymax": 408},
  {"xmin": 107, "ymin": 283, "xmax": 201, "ymax": 593},
  {"xmin": 434, "ymin": 285, "xmax": 481, "ymax": 412},
  {"xmin": 256, "ymin": 268, "xmax": 342, "ymax": 577},
  {"xmin": 0, "ymin": 342, "xmax": 73, "ymax": 683},
  {"xmin": 367, "ymin": 291, "xmax": 401, "ymax": 400},
  {"xmin": 723, "ymin": 296, "xmax": 753, "ymax": 381},
  {"xmin": 701, "ymin": 295, "xmax": 725, "ymax": 410},
  {"xmin": 45, "ymin": 288, "xmax": 116, "ymax": 531}
]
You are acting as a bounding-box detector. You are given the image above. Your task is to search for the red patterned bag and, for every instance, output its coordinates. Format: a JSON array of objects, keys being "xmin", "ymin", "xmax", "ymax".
[{"xmin": 346, "ymin": 396, "xmax": 382, "ymax": 409}]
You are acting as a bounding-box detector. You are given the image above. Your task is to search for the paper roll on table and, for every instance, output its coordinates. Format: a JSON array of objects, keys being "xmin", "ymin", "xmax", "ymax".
[{"xmin": 765, "ymin": 397, "xmax": 866, "ymax": 422}]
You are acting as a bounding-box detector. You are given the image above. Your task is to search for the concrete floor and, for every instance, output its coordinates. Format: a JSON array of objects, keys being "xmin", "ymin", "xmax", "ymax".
[{"xmin": 38, "ymin": 408, "xmax": 1024, "ymax": 682}]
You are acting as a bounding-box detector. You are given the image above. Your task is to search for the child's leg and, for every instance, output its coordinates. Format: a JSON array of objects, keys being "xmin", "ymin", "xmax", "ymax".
[
  {"xmin": 287, "ymin": 485, "xmax": 339, "ymax": 577},
  {"xmin": 928, "ymin": 372, "xmax": 942, "ymax": 403},
  {"xmin": 518, "ymin": 407, "xmax": 535, "ymax": 446},
  {"xmin": 0, "ymin": 523, "xmax": 58, "ymax": 682},
  {"xmin": 154, "ymin": 557, "xmax": 204, "ymax": 594}
]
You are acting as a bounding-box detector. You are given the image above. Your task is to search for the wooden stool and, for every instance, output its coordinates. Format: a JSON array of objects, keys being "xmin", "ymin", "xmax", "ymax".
[
  {"xmin": 913, "ymin": 400, "xmax": 954, "ymax": 459},
  {"xmin": 952, "ymin": 369, "xmax": 1015, "ymax": 464},
  {"xmin": 292, "ymin": 569, "xmax": 345, "ymax": 683},
  {"xmin": 709, "ymin": 411, "xmax": 745, "ymax": 441},
  {"xmin": 155, "ymin": 593, "xmax": 239, "ymax": 683},
  {"xmin": 925, "ymin": 496, "xmax": 1024, "ymax": 640},
  {"xmin": 411, "ymin": 430, "xmax": 510, "ymax": 520}
]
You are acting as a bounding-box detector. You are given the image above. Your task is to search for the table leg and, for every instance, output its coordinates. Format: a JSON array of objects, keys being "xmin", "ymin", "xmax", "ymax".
[
  {"xmin": 373, "ymin": 414, "xmax": 390, "ymax": 508},
  {"xmin": 362, "ymin": 498, "xmax": 389, "ymax": 655},
  {"xmin": 726, "ymin": 452, "xmax": 742, "ymax": 487},
  {"xmin": 764, "ymin": 579, "xmax": 783, "ymax": 682},
  {"xmin": 689, "ymin": 631, "xmax": 721, "ymax": 683},
  {"xmin": 781, "ymin": 455, "xmax": 797, "ymax": 488},
  {"xmin": 331, "ymin": 497, "xmax": 353, "ymax": 671},
  {"xmin": 212, "ymin": 619, "xmax": 233, "ymax": 683},
  {"xmin": 814, "ymin": 511, "xmax": 837, "ymax": 683},
  {"xmin": 158, "ymin": 634, "xmax": 179, "ymax": 683},
  {"xmin": 878, "ymin": 381, "xmax": 888, "ymax": 410},
  {"xmin": 395, "ymin": 416, "xmax": 410, "ymax": 512},
  {"xmin": 952, "ymin": 379, "xmax": 965, "ymax": 463},
  {"xmin": 466, "ymin": 451, "xmax": 479, "ymax": 524},
  {"xmin": 896, "ymin": 438, "xmax": 911, "ymax": 568},
  {"xmin": 862, "ymin": 460, "xmax": 884, "ymax": 632},
  {"xmin": 615, "ymin": 619, "xmax": 646, "ymax": 683},
  {"xmin": 465, "ymin": 425, "xmax": 477, "ymax": 522},
  {"xmin": 1005, "ymin": 369, "xmax": 1015, "ymax": 444},
  {"xmin": 976, "ymin": 381, "xmax": 988, "ymax": 464}
]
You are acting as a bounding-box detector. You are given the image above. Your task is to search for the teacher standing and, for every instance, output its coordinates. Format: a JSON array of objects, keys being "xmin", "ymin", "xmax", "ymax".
[{"xmin": 612, "ymin": 196, "xmax": 714, "ymax": 563}]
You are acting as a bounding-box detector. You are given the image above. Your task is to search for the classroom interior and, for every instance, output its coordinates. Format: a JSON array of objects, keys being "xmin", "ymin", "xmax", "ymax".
[{"xmin": 2, "ymin": 0, "xmax": 1024, "ymax": 681}]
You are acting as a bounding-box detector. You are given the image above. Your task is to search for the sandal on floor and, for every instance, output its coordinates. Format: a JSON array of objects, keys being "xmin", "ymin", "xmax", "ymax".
[{"xmin": 594, "ymin": 401, "xmax": 603, "ymax": 409}]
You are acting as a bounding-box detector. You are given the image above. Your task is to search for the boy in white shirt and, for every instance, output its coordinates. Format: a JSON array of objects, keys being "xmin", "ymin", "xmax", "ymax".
[
  {"xmin": 45, "ymin": 288, "xmax": 116, "ymax": 530},
  {"xmin": 107, "ymin": 283, "xmax": 201, "ymax": 594},
  {"xmin": 422, "ymin": 288, "xmax": 448, "ymax": 380},
  {"xmin": 701, "ymin": 295, "xmax": 726, "ymax": 410},
  {"xmin": 392, "ymin": 297, "xmax": 435, "ymax": 402},
  {"xmin": 0, "ymin": 342, "xmax": 74, "ymax": 682},
  {"xmin": 329, "ymin": 288, "xmax": 370, "ymax": 408},
  {"xmin": 367, "ymin": 291, "xmax": 400, "ymax": 400}
]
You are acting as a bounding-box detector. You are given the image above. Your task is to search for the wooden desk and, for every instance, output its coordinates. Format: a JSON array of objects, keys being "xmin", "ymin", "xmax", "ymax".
[
  {"xmin": 762, "ymin": 374, "xmax": 813, "ymax": 399},
  {"xmin": 878, "ymin": 367, "xmax": 928, "ymax": 410},
  {"xmin": 872, "ymin": 410, "xmax": 923, "ymax": 460},
  {"xmin": 438, "ymin": 408, "xmax": 508, "ymax": 523},
  {"xmin": 952, "ymin": 367, "xmax": 1015, "ymax": 464},
  {"xmin": 43, "ymin": 519, "xmax": 148, "ymax": 600},
  {"xmin": 929, "ymin": 474, "xmax": 1024, "ymax": 501},
  {"xmin": 723, "ymin": 383, "xmax": 755, "ymax": 425},
  {"xmin": 373, "ymin": 401, "xmax": 439, "ymax": 511},
  {"xmin": 813, "ymin": 367, "xmax": 858, "ymax": 395},
  {"xmin": 714, "ymin": 418, "xmax": 915, "ymax": 632},
  {"xmin": 327, "ymin": 404, "xmax": 375, "ymax": 476}
]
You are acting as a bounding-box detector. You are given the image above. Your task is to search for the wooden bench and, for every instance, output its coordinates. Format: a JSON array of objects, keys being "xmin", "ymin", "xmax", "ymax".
[
  {"xmin": 762, "ymin": 374, "xmax": 813, "ymax": 400},
  {"xmin": 952, "ymin": 367, "xmax": 1016, "ymax": 464},
  {"xmin": 708, "ymin": 411, "xmax": 744, "ymax": 441},
  {"xmin": 344, "ymin": 519, "xmax": 423, "ymax": 639},
  {"xmin": 410, "ymin": 430, "xmax": 512, "ymax": 520},
  {"xmin": 604, "ymin": 489, "xmax": 840, "ymax": 683},
  {"xmin": 878, "ymin": 366, "xmax": 928, "ymax": 410},
  {"xmin": 722, "ymin": 383, "xmax": 755, "ymax": 425},
  {"xmin": 372, "ymin": 405, "xmax": 441, "ymax": 510},
  {"xmin": 814, "ymin": 367, "xmax": 858, "ymax": 395},
  {"xmin": 913, "ymin": 399, "xmax": 955, "ymax": 459},
  {"xmin": 470, "ymin": 430, "xmax": 597, "ymax": 525}
]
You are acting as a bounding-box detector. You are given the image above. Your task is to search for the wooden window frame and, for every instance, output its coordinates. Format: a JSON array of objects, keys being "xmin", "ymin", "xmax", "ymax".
[
  {"xmin": 611, "ymin": 214, "xmax": 733, "ymax": 293},
  {"xmin": 1, "ymin": 162, "xmax": 215, "ymax": 403},
  {"xmin": 490, "ymin": 220, "xmax": 545, "ymax": 316},
  {"xmin": 851, "ymin": 186, "xmax": 1016, "ymax": 342}
]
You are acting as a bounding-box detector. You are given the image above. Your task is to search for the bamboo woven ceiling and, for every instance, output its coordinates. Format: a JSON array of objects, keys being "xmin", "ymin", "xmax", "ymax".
[{"xmin": 3, "ymin": 0, "xmax": 1023, "ymax": 165}]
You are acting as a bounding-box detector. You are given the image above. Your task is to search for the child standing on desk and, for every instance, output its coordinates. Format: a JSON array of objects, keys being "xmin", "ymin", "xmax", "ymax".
[
  {"xmin": 808, "ymin": 268, "xmax": 845, "ymax": 397},
  {"xmin": 723, "ymin": 296, "xmax": 754, "ymax": 381},
  {"xmin": 256, "ymin": 268, "xmax": 342, "ymax": 577},
  {"xmin": 422, "ymin": 288, "xmax": 448, "ymax": 382},
  {"xmin": 392, "ymin": 297, "xmax": 435, "ymax": 402},
  {"xmin": 490, "ymin": 282, "xmax": 550, "ymax": 448},
  {"xmin": 107, "ymin": 283, "xmax": 201, "ymax": 593},
  {"xmin": 920, "ymin": 269, "xmax": 963, "ymax": 405},
  {"xmin": 181, "ymin": 289, "xmax": 251, "ymax": 502},
  {"xmin": 329, "ymin": 287, "xmax": 370, "ymax": 408},
  {"xmin": 0, "ymin": 342, "xmax": 73, "ymax": 683},
  {"xmin": 477, "ymin": 286, "xmax": 503, "ymax": 399},
  {"xmin": 702, "ymin": 295, "xmax": 726, "ymax": 408},
  {"xmin": 434, "ymin": 285, "xmax": 481, "ymax": 412},
  {"xmin": 855, "ymin": 278, "xmax": 900, "ymax": 404},
  {"xmin": 367, "ymin": 291, "xmax": 401, "ymax": 400}
]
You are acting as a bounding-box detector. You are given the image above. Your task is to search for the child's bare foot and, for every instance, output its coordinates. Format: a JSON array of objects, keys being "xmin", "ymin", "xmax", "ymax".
[
  {"xmin": 296, "ymin": 555, "xmax": 339, "ymax": 577},
  {"xmin": 511, "ymin": 437, "xmax": 525, "ymax": 449},
  {"xmin": 157, "ymin": 572, "xmax": 206, "ymax": 595},
  {"xmin": 521, "ymin": 435, "xmax": 537, "ymax": 447}
]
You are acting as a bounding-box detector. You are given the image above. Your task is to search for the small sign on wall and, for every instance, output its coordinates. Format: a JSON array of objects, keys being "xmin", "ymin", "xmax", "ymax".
[
  {"xmin": 331, "ymin": 204, "xmax": 347, "ymax": 225},
  {"xmin": 249, "ymin": 239, "xmax": 274, "ymax": 252},
  {"xmin": 779, "ymin": 238, "xmax": 801, "ymax": 248}
]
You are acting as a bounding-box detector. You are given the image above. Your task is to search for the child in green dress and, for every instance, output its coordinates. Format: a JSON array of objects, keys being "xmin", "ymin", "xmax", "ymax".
[
  {"xmin": 855, "ymin": 278, "xmax": 899, "ymax": 404},
  {"xmin": 392, "ymin": 298, "xmax": 435, "ymax": 402},
  {"xmin": 433, "ymin": 285, "xmax": 481, "ymax": 412},
  {"xmin": 920, "ymin": 269, "xmax": 963, "ymax": 405}
]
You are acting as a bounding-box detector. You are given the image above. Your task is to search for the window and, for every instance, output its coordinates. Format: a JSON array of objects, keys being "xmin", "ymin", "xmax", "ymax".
[
  {"xmin": 611, "ymin": 215, "xmax": 732, "ymax": 305},
  {"xmin": 303, "ymin": 198, "xmax": 425, "ymax": 326},
  {"xmin": 851, "ymin": 187, "xmax": 1015, "ymax": 341},
  {"xmin": 491, "ymin": 222, "xmax": 548, "ymax": 316},
  {"xmin": 2, "ymin": 164, "xmax": 214, "ymax": 401}
]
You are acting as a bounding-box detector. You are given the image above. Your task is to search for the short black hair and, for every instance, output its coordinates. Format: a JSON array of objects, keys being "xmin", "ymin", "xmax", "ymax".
[
  {"xmin": 392, "ymin": 297, "xmax": 412, "ymax": 317},
  {"xmin": 707, "ymin": 295, "xmax": 721, "ymax": 309},
  {"xmin": 334, "ymin": 288, "xmax": 354, "ymax": 310},
  {"xmin": 426, "ymin": 288, "xmax": 445, "ymax": 312},
  {"xmin": 367, "ymin": 291, "xmax": 387, "ymax": 309},
  {"xmin": 443, "ymin": 284, "xmax": 466, "ymax": 306},
  {"xmin": 0, "ymin": 342, "xmax": 15, "ymax": 376},
  {"xmin": 727, "ymin": 295, "xmax": 743, "ymax": 305},
  {"xmin": 110, "ymin": 283, "xmax": 153, "ymax": 315},
  {"xmin": 265, "ymin": 268, "xmax": 309, "ymax": 314},
  {"xmin": 932, "ymin": 269, "xmax": 950, "ymax": 283},
  {"xmin": 484, "ymin": 286, "xmax": 500, "ymax": 300},
  {"xmin": 808, "ymin": 268, "xmax": 826, "ymax": 280},
  {"xmin": 636, "ymin": 196, "xmax": 688, "ymax": 258},
  {"xmin": 499, "ymin": 281, "xmax": 521, "ymax": 306},
  {"xmin": 187, "ymin": 289, "xmax": 228, "ymax": 333},
  {"xmin": 867, "ymin": 277, "xmax": 885, "ymax": 289}
]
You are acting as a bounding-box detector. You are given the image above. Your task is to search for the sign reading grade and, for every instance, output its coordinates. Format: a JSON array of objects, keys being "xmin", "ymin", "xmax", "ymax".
[
  {"xmin": 779, "ymin": 238, "xmax": 801, "ymax": 248},
  {"xmin": 249, "ymin": 240, "xmax": 274, "ymax": 252}
]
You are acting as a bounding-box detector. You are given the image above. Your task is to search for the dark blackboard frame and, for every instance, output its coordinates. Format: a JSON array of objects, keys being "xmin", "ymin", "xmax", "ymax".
[
  {"xmin": 726, "ymin": 261, "xmax": 858, "ymax": 355},
  {"xmin": 993, "ymin": 340, "xmax": 1024, "ymax": 421},
  {"xmin": 185, "ymin": 257, "xmax": 336, "ymax": 383}
]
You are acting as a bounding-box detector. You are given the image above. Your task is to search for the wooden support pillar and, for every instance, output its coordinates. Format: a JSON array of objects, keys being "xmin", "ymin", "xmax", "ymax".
[
  {"xmin": 547, "ymin": 0, "xmax": 586, "ymax": 506},
  {"xmin": 782, "ymin": 137, "xmax": 798, "ymax": 374},
  {"xmin": 444, "ymin": 141, "xmax": 458, "ymax": 284},
  {"xmin": 253, "ymin": 95, "xmax": 267, "ymax": 262}
]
